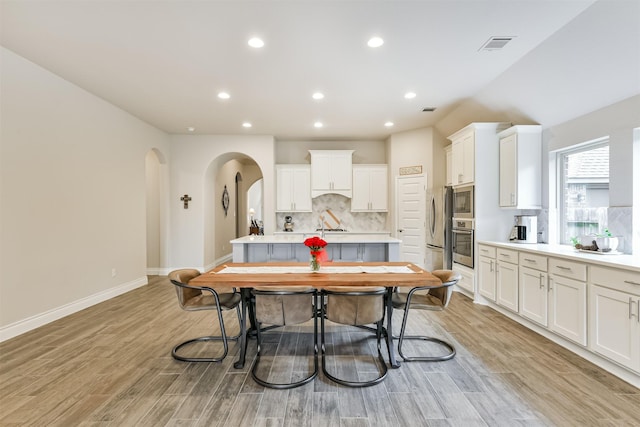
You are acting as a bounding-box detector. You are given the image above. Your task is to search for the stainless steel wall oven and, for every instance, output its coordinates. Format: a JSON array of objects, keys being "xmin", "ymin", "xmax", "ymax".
[{"xmin": 452, "ymin": 218, "xmax": 474, "ymax": 268}]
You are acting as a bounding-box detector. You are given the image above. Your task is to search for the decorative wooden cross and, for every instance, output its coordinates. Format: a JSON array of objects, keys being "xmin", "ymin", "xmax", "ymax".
[{"xmin": 180, "ymin": 194, "xmax": 192, "ymax": 209}]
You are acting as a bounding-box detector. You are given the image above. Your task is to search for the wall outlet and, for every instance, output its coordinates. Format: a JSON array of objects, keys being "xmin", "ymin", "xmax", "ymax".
[{"xmin": 111, "ymin": 268, "xmax": 117, "ymax": 278}]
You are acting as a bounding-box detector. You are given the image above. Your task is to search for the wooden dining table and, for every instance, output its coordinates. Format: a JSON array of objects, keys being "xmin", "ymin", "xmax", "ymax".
[{"xmin": 189, "ymin": 261, "xmax": 443, "ymax": 369}]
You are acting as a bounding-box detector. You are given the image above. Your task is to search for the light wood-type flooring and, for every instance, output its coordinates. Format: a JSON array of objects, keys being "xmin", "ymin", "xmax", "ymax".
[{"xmin": 1, "ymin": 275, "xmax": 639, "ymax": 426}]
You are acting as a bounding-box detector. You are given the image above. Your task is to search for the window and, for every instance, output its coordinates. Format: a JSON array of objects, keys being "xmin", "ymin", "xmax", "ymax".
[{"xmin": 558, "ymin": 139, "xmax": 609, "ymax": 244}]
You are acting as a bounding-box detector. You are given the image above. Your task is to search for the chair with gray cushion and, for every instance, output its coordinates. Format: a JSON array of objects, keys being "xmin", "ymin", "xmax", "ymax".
[
  {"xmin": 169, "ymin": 269, "xmax": 242, "ymax": 362},
  {"xmin": 251, "ymin": 286, "xmax": 318, "ymax": 389},
  {"xmin": 392, "ymin": 269, "xmax": 461, "ymax": 362},
  {"xmin": 321, "ymin": 286, "xmax": 388, "ymax": 387}
]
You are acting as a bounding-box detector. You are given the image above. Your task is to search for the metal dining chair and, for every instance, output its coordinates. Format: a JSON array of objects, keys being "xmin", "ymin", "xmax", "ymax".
[
  {"xmin": 320, "ymin": 286, "xmax": 388, "ymax": 387},
  {"xmin": 392, "ymin": 269, "xmax": 461, "ymax": 362},
  {"xmin": 251, "ymin": 286, "xmax": 319, "ymax": 389},
  {"xmin": 169, "ymin": 269, "xmax": 242, "ymax": 362}
]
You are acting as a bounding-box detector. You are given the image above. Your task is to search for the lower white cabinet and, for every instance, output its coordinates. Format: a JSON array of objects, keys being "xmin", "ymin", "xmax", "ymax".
[
  {"xmin": 453, "ymin": 262, "xmax": 474, "ymax": 294},
  {"xmin": 548, "ymin": 273, "xmax": 587, "ymax": 346},
  {"xmin": 519, "ymin": 266, "xmax": 548, "ymax": 327},
  {"xmin": 496, "ymin": 249, "xmax": 519, "ymax": 312},
  {"xmin": 478, "ymin": 255, "xmax": 496, "ymax": 301},
  {"xmin": 589, "ymin": 265, "xmax": 640, "ymax": 372}
]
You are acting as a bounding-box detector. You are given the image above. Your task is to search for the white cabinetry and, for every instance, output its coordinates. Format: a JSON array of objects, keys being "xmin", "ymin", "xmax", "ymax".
[
  {"xmin": 548, "ymin": 258, "xmax": 587, "ymax": 346},
  {"xmin": 309, "ymin": 150, "xmax": 353, "ymax": 198},
  {"xmin": 589, "ymin": 266, "xmax": 640, "ymax": 372},
  {"xmin": 498, "ymin": 125, "xmax": 542, "ymax": 209},
  {"xmin": 352, "ymin": 165, "xmax": 388, "ymax": 212},
  {"xmin": 478, "ymin": 245, "xmax": 496, "ymax": 301},
  {"xmin": 275, "ymin": 165, "xmax": 312, "ymax": 212},
  {"xmin": 496, "ymin": 248, "xmax": 519, "ymax": 312},
  {"xmin": 518, "ymin": 252, "xmax": 548, "ymax": 327},
  {"xmin": 453, "ymin": 263, "xmax": 474, "ymax": 295},
  {"xmin": 445, "ymin": 145, "xmax": 453, "ymax": 186},
  {"xmin": 450, "ymin": 130, "xmax": 475, "ymax": 186}
]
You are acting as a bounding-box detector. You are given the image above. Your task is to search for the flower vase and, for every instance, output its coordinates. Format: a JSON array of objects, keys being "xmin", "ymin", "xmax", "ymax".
[{"xmin": 310, "ymin": 255, "xmax": 321, "ymax": 272}]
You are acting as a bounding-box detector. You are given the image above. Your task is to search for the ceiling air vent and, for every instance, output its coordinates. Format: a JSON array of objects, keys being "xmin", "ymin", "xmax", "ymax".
[{"xmin": 479, "ymin": 36, "xmax": 515, "ymax": 51}]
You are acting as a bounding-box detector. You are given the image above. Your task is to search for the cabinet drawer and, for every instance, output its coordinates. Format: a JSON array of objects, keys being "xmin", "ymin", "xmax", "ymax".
[
  {"xmin": 591, "ymin": 266, "xmax": 640, "ymax": 295},
  {"xmin": 496, "ymin": 248, "xmax": 518, "ymax": 264},
  {"xmin": 519, "ymin": 252, "xmax": 547, "ymax": 272},
  {"xmin": 478, "ymin": 245, "xmax": 496, "ymax": 258},
  {"xmin": 549, "ymin": 258, "xmax": 586, "ymax": 282}
]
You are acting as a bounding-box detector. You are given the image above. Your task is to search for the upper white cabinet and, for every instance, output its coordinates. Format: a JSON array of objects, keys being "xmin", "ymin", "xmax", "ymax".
[
  {"xmin": 498, "ymin": 125, "xmax": 542, "ymax": 209},
  {"xmin": 445, "ymin": 145, "xmax": 453, "ymax": 186},
  {"xmin": 449, "ymin": 129, "xmax": 475, "ymax": 186},
  {"xmin": 275, "ymin": 165, "xmax": 312, "ymax": 212},
  {"xmin": 309, "ymin": 150, "xmax": 354, "ymax": 198},
  {"xmin": 351, "ymin": 165, "xmax": 388, "ymax": 212}
]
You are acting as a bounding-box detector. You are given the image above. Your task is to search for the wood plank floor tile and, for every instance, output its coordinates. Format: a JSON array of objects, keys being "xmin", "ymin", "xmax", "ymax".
[{"xmin": 0, "ymin": 278, "xmax": 638, "ymax": 426}]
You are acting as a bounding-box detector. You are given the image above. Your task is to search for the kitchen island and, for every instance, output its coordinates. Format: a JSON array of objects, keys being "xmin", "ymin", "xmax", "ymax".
[{"xmin": 231, "ymin": 234, "xmax": 401, "ymax": 263}]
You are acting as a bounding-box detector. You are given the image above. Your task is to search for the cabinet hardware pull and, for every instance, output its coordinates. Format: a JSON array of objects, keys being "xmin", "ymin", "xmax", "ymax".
[
  {"xmin": 548, "ymin": 278, "xmax": 553, "ymax": 292},
  {"xmin": 539, "ymin": 274, "xmax": 545, "ymax": 289},
  {"xmin": 637, "ymin": 299, "xmax": 640, "ymax": 323},
  {"xmin": 624, "ymin": 280, "xmax": 640, "ymax": 286},
  {"xmin": 629, "ymin": 297, "xmax": 635, "ymax": 320},
  {"xmin": 524, "ymin": 258, "xmax": 535, "ymax": 262},
  {"xmin": 481, "ymin": 248, "xmax": 488, "ymax": 252},
  {"xmin": 556, "ymin": 266, "xmax": 571, "ymax": 271},
  {"xmin": 490, "ymin": 260, "xmax": 494, "ymax": 272}
]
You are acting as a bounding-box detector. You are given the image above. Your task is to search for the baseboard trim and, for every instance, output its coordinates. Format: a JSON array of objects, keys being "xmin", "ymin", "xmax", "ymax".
[{"xmin": 0, "ymin": 276, "xmax": 148, "ymax": 342}]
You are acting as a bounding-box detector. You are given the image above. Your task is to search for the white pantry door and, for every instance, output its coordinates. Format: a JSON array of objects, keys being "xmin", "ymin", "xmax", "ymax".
[{"xmin": 397, "ymin": 175, "xmax": 426, "ymax": 268}]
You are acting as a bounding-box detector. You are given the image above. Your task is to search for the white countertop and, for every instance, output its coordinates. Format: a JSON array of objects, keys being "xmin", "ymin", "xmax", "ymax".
[
  {"xmin": 232, "ymin": 234, "xmax": 401, "ymax": 244},
  {"xmin": 273, "ymin": 231, "xmax": 391, "ymax": 236},
  {"xmin": 479, "ymin": 240, "xmax": 640, "ymax": 272}
]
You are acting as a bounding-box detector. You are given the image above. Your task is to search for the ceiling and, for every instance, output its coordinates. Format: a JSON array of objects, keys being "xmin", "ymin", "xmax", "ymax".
[{"xmin": 0, "ymin": 0, "xmax": 597, "ymax": 140}]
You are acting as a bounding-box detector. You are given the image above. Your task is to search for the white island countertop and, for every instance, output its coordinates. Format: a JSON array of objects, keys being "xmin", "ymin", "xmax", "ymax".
[
  {"xmin": 479, "ymin": 240, "xmax": 640, "ymax": 272},
  {"xmin": 232, "ymin": 234, "xmax": 401, "ymax": 244}
]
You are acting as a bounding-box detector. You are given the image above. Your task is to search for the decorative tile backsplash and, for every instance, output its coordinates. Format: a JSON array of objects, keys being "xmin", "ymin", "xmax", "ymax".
[
  {"xmin": 275, "ymin": 194, "xmax": 388, "ymax": 233},
  {"xmin": 536, "ymin": 206, "xmax": 632, "ymax": 253}
]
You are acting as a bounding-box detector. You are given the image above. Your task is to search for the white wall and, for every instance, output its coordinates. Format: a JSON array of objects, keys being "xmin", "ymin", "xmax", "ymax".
[
  {"xmin": 275, "ymin": 140, "xmax": 386, "ymax": 164},
  {"xmin": 168, "ymin": 136, "xmax": 275, "ymax": 270},
  {"xmin": 0, "ymin": 47, "xmax": 170, "ymax": 334}
]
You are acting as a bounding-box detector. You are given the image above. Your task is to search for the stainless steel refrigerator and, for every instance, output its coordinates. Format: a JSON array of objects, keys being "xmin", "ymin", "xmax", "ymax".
[{"xmin": 425, "ymin": 186, "xmax": 453, "ymax": 271}]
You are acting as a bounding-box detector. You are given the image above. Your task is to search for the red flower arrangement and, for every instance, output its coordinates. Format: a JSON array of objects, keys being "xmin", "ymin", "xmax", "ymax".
[{"xmin": 304, "ymin": 236, "xmax": 328, "ymax": 271}]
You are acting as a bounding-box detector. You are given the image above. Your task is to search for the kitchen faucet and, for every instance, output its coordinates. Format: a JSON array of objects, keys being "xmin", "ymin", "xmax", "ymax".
[{"xmin": 319, "ymin": 216, "xmax": 325, "ymax": 239}]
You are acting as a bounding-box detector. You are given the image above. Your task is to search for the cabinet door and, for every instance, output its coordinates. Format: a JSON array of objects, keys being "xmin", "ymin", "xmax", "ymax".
[
  {"xmin": 478, "ymin": 256, "xmax": 496, "ymax": 301},
  {"xmin": 336, "ymin": 244, "xmax": 360, "ymax": 261},
  {"xmin": 589, "ymin": 285, "xmax": 640, "ymax": 371},
  {"xmin": 451, "ymin": 138, "xmax": 464, "ymax": 185},
  {"xmin": 461, "ymin": 133, "xmax": 475, "ymax": 185},
  {"xmin": 496, "ymin": 261, "xmax": 518, "ymax": 312},
  {"xmin": 445, "ymin": 147, "xmax": 453, "ymax": 186},
  {"xmin": 331, "ymin": 152, "xmax": 353, "ymax": 191},
  {"xmin": 291, "ymin": 167, "xmax": 312, "ymax": 211},
  {"xmin": 247, "ymin": 244, "xmax": 270, "ymax": 262},
  {"xmin": 269, "ymin": 244, "xmax": 293, "ymax": 261},
  {"xmin": 311, "ymin": 152, "xmax": 333, "ymax": 190},
  {"xmin": 368, "ymin": 167, "xmax": 388, "ymax": 210},
  {"xmin": 548, "ymin": 274, "xmax": 587, "ymax": 346},
  {"xmin": 499, "ymin": 133, "xmax": 517, "ymax": 207},
  {"xmin": 276, "ymin": 167, "xmax": 294, "ymax": 211},
  {"xmin": 519, "ymin": 266, "xmax": 548, "ymax": 326},
  {"xmin": 351, "ymin": 167, "xmax": 370, "ymax": 211},
  {"xmin": 361, "ymin": 243, "xmax": 386, "ymax": 262}
]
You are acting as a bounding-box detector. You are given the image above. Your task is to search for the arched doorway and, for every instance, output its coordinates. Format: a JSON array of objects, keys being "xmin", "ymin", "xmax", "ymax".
[{"xmin": 203, "ymin": 153, "xmax": 263, "ymax": 269}]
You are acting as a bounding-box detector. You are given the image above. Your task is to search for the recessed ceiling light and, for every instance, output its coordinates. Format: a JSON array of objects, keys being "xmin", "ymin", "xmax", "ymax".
[
  {"xmin": 248, "ymin": 37, "xmax": 264, "ymax": 48},
  {"xmin": 367, "ymin": 36, "xmax": 384, "ymax": 48},
  {"xmin": 312, "ymin": 92, "xmax": 324, "ymax": 100},
  {"xmin": 187, "ymin": 127, "xmax": 195, "ymax": 132},
  {"xmin": 404, "ymin": 92, "xmax": 416, "ymax": 99},
  {"xmin": 384, "ymin": 122, "xmax": 394, "ymax": 127},
  {"xmin": 314, "ymin": 121, "xmax": 323, "ymax": 128},
  {"xmin": 218, "ymin": 92, "xmax": 230, "ymax": 99},
  {"xmin": 242, "ymin": 122, "xmax": 252, "ymax": 128}
]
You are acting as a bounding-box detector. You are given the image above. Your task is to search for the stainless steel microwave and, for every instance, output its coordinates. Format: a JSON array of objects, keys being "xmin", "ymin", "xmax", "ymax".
[{"xmin": 453, "ymin": 185, "xmax": 474, "ymax": 219}]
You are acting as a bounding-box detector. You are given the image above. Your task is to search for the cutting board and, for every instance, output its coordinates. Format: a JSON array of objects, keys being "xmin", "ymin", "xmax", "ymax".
[{"xmin": 321, "ymin": 209, "xmax": 341, "ymax": 229}]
